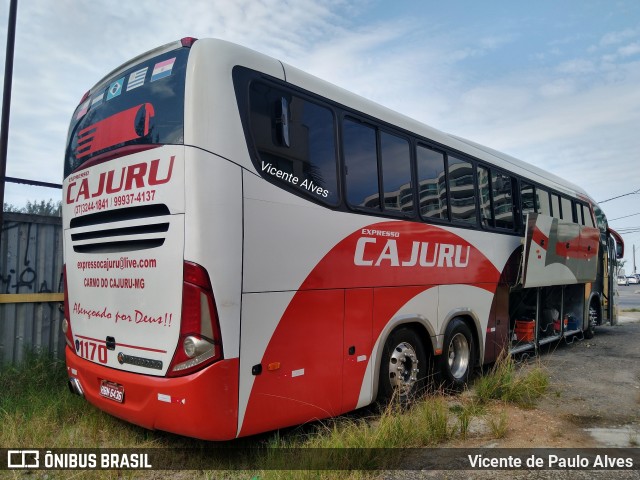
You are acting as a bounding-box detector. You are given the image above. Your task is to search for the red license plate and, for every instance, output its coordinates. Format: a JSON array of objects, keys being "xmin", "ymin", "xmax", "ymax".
[{"xmin": 99, "ymin": 380, "xmax": 124, "ymax": 403}]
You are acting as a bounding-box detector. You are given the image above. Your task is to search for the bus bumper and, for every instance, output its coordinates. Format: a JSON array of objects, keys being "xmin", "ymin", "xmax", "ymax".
[{"xmin": 65, "ymin": 346, "xmax": 239, "ymax": 441}]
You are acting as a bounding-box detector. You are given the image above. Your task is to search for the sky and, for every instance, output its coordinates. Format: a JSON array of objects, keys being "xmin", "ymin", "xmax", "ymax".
[{"xmin": 1, "ymin": 0, "xmax": 639, "ymax": 269}]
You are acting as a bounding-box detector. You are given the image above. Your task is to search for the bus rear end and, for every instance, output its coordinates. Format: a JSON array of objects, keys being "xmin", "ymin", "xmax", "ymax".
[{"xmin": 62, "ymin": 38, "xmax": 238, "ymax": 440}]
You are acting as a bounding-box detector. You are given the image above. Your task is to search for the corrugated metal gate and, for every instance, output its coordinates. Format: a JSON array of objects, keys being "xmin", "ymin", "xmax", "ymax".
[{"xmin": 0, "ymin": 212, "xmax": 64, "ymax": 364}]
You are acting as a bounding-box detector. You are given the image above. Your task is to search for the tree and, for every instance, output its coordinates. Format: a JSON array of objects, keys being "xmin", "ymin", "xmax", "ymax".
[
  {"xmin": 3, "ymin": 199, "xmax": 62, "ymax": 216},
  {"xmin": 616, "ymin": 259, "xmax": 626, "ymax": 277}
]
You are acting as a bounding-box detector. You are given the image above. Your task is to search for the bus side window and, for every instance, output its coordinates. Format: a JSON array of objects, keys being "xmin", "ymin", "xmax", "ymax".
[
  {"xmin": 537, "ymin": 188, "xmax": 551, "ymax": 216},
  {"xmin": 249, "ymin": 83, "xmax": 339, "ymax": 205},
  {"xmin": 448, "ymin": 155, "xmax": 478, "ymax": 225},
  {"xmin": 477, "ymin": 166, "xmax": 493, "ymax": 227},
  {"xmin": 416, "ymin": 145, "xmax": 448, "ymax": 220},
  {"xmin": 380, "ymin": 131, "xmax": 413, "ymax": 214},
  {"xmin": 593, "ymin": 204, "xmax": 606, "ymax": 232},
  {"xmin": 492, "ymin": 171, "xmax": 514, "ymax": 229},
  {"xmin": 551, "ymin": 194, "xmax": 560, "ymax": 218},
  {"xmin": 343, "ymin": 118, "xmax": 379, "ymax": 209},
  {"xmin": 577, "ymin": 203, "xmax": 585, "ymax": 225},
  {"xmin": 585, "ymin": 205, "xmax": 596, "ymax": 227},
  {"xmin": 521, "ymin": 182, "xmax": 535, "ymax": 224},
  {"xmin": 561, "ymin": 196, "xmax": 573, "ymax": 221}
]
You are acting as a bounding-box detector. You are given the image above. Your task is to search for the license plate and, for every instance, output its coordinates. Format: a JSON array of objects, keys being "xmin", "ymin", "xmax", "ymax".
[{"xmin": 99, "ymin": 380, "xmax": 124, "ymax": 403}]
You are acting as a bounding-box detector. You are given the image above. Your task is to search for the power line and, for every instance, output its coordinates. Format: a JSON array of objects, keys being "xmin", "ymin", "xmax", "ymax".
[
  {"xmin": 609, "ymin": 211, "xmax": 640, "ymax": 221},
  {"xmin": 599, "ymin": 188, "xmax": 640, "ymax": 203}
]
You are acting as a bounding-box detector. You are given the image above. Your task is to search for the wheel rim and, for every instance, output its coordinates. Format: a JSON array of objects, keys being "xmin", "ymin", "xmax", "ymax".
[
  {"xmin": 588, "ymin": 306, "xmax": 598, "ymax": 329},
  {"xmin": 447, "ymin": 333, "xmax": 470, "ymax": 379},
  {"xmin": 388, "ymin": 341, "xmax": 419, "ymax": 396}
]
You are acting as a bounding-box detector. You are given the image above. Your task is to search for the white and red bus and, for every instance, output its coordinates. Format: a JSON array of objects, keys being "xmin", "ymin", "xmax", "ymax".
[{"xmin": 62, "ymin": 38, "xmax": 623, "ymax": 440}]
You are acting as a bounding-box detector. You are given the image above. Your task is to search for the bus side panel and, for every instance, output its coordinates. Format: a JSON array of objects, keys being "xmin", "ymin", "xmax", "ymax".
[
  {"xmin": 238, "ymin": 290, "xmax": 344, "ymax": 437},
  {"xmin": 183, "ymin": 147, "xmax": 243, "ymax": 358},
  {"xmin": 342, "ymin": 288, "xmax": 373, "ymax": 412}
]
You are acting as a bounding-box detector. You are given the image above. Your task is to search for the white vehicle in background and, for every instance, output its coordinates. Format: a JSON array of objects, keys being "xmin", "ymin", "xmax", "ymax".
[
  {"xmin": 627, "ymin": 275, "xmax": 639, "ymax": 285},
  {"xmin": 617, "ymin": 276, "xmax": 629, "ymax": 286}
]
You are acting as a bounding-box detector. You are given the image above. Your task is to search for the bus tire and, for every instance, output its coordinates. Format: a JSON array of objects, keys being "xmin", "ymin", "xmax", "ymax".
[
  {"xmin": 378, "ymin": 327, "xmax": 427, "ymax": 405},
  {"xmin": 584, "ymin": 303, "xmax": 598, "ymax": 339},
  {"xmin": 440, "ymin": 318, "xmax": 475, "ymax": 390}
]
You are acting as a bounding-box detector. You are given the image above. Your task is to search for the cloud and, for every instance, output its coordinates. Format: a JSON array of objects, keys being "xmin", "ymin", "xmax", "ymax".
[{"xmin": 600, "ymin": 27, "xmax": 639, "ymax": 46}]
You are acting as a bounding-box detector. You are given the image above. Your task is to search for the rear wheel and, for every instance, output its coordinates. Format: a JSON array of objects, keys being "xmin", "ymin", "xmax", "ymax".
[
  {"xmin": 440, "ymin": 318, "xmax": 475, "ymax": 390},
  {"xmin": 584, "ymin": 303, "xmax": 598, "ymax": 339},
  {"xmin": 378, "ymin": 327, "xmax": 428, "ymax": 404}
]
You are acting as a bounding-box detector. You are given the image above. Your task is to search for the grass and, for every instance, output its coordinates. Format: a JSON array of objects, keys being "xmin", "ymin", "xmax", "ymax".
[
  {"xmin": 0, "ymin": 350, "xmax": 165, "ymax": 450},
  {"xmin": 487, "ymin": 410, "xmax": 509, "ymax": 439},
  {"xmin": 474, "ymin": 353, "xmax": 549, "ymax": 408},
  {"xmin": 0, "ymin": 350, "xmax": 550, "ymax": 478}
]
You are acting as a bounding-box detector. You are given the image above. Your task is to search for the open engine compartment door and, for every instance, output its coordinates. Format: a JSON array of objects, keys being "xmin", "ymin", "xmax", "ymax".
[{"xmin": 522, "ymin": 213, "xmax": 600, "ymax": 288}]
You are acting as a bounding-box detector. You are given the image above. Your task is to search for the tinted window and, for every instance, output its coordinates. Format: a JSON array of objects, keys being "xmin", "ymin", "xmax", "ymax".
[
  {"xmin": 448, "ymin": 156, "xmax": 477, "ymax": 224},
  {"xmin": 416, "ymin": 145, "xmax": 448, "ymax": 220},
  {"xmin": 551, "ymin": 194, "xmax": 561, "ymax": 218},
  {"xmin": 577, "ymin": 203, "xmax": 585, "ymax": 225},
  {"xmin": 249, "ymin": 83, "xmax": 338, "ymax": 204},
  {"xmin": 537, "ymin": 188, "xmax": 551, "ymax": 216},
  {"xmin": 492, "ymin": 171, "xmax": 514, "ymax": 229},
  {"xmin": 478, "ymin": 166, "xmax": 492, "ymax": 227},
  {"xmin": 380, "ymin": 131, "xmax": 412, "ymax": 214},
  {"xmin": 584, "ymin": 205, "xmax": 595, "ymax": 228},
  {"xmin": 521, "ymin": 182, "xmax": 536, "ymax": 222},
  {"xmin": 65, "ymin": 47, "xmax": 190, "ymax": 178},
  {"xmin": 343, "ymin": 119, "xmax": 379, "ymax": 208},
  {"xmin": 561, "ymin": 197, "xmax": 573, "ymax": 221},
  {"xmin": 593, "ymin": 204, "xmax": 607, "ymax": 232}
]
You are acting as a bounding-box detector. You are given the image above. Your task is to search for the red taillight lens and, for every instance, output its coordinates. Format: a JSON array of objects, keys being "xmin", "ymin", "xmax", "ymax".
[
  {"xmin": 180, "ymin": 37, "xmax": 198, "ymax": 47},
  {"xmin": 78, "ymin": 90, "xmax": 90, "ymax": 105},
  {"xmin": 62, "ymin": 265, "xmax": 74, "ymax": 350},
  {"xmin": 167, "ymin": 262, "xmax": 222, "ymax": 377}
]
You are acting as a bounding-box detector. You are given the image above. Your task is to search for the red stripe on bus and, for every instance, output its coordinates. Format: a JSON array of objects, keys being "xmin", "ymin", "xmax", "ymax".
[{"xmin": 240, "ymin": 221, "xmax": 501, "ymax": 436}]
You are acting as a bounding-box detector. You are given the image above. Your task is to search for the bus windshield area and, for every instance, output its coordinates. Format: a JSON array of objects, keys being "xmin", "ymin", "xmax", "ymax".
[{"xmin": 64, "ymin": 47, "xmax": 189, "ymax": 178}]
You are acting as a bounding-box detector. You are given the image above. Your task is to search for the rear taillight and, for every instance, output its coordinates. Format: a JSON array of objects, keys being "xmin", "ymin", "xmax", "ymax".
[
  {"xmin": 167, "ymin": 262, "xmax": 222, "ymax": 377},
  {"xmin": 180, "ymin": 37, "xmax": 198, "ymax": 47},
  {"xmin": 61, "ymin": 265, "xmax": 74, "ymax": 350}
]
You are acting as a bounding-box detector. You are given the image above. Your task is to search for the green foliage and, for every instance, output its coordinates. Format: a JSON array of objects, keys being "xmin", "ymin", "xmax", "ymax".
[
  {"xmin": 3, "ymin": 198, "xmax": 62, "ymax": 216},
  {"xmin": 474, "ymin": 354, "xmax": 549, "ymax": 408},
  {"xmin": 488, "ymin": 409, "xmax": 509, "ymax": 438},
  {"xmin": 0, "ymin": 349, "xmax": 548, "ymax": 478}
]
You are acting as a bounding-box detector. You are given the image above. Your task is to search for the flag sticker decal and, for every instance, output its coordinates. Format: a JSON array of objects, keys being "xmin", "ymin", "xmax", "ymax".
[
  {"xmin": 126, "ymin": 67, "xmax": 148, "ymax": 91},
  {"xmin": 151, "ymin": 57, "xmax": 176, "ymax": 82},
  {"xmin": 107, "ymin": 77, "xmax": 124, "ymax": 100},
  {"xmin": 90, "ymin": 93, "xmax": 103, "ymax": 108},
  {"xmin": 75, "ymin": 99, "xmax": 90, "ymax": 119}
]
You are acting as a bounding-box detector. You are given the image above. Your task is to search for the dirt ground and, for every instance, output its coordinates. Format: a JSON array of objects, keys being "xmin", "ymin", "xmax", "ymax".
[
  {"xmin": 457, "ymin": 312, "xmax": 640, "ymax": 450},
  {"xmin": 388, "ymin": 312, "xmax": 640, "ymax": 479}
]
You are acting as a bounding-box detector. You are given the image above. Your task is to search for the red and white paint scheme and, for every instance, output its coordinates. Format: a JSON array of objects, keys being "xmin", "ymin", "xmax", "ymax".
[{"xmin": 62, "ymin": 38, "xmax": 623, "ymax": 440}]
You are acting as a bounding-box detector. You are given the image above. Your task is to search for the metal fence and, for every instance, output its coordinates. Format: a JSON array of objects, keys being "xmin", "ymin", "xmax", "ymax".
[{"xmin": 0, "ymin": 212, "xmax": 64, "ymax": 364}]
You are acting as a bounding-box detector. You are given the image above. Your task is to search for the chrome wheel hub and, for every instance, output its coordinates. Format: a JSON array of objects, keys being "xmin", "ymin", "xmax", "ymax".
[
  {"xmin": 388, "ymin": 342, "xmax": 419, "ymax": 396},
  {"xmin": 447, "ymin": 333, "xmax": 470, "ymax": 379}
]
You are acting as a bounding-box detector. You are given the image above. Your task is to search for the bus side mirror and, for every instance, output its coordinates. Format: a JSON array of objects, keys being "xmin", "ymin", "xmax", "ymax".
[
  {"xmin": 616, "ymin": 242, "xmax": 624, "ymax": 259},
  {"xmin": 275, "ymin": 97, "xmax": 290, "ymax": 148}
]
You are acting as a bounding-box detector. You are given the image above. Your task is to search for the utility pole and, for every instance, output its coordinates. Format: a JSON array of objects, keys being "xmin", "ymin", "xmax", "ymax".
[
  {"xmin": 1, "ymin": 0, "xmax": 19, "ymax": 253},
  {"xmin": 634, "ymin": 244, "xmax": 637, "ymax": 275}
]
